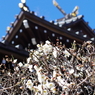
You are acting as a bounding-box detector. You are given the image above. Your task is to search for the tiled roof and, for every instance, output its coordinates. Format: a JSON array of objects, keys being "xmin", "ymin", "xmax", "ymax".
[
  {"xmin": 2, "ymin": 11, "xmax": 95, "ymax": 46},
  {"xmin": 56, "ymin": 15, "xmax": 83, "ymax": 25}
]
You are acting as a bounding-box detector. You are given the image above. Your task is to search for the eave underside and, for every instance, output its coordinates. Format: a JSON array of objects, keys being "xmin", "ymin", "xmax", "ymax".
[{"xmin": 4, "ymin": 11, "xmax": 95, "ymax": 51}]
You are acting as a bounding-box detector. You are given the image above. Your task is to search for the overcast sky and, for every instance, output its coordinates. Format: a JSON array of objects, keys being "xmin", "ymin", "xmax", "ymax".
[{"xmin": 0, "ymin": 0, "xmax": 95, "ymax": 40}]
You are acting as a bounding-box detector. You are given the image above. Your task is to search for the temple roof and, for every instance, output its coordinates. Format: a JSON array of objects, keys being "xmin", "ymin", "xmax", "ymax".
[
  {"xmin": 0, "ymin": 0, "xmax": 95, "ymax": 62},
  {"xmin": 56, "ymin": 15, "xmax": 83, "ymax": 25},
  {"xmin": 0, "ymin": 4, "xmax": 95, "ymax": 61},
  {"xmin": 2, "ymin": 11, "xmax": 95, "ymax": 49},
  {"xmin": 0, "ymin": 42, "xmax": 29, "ymax": 62}
]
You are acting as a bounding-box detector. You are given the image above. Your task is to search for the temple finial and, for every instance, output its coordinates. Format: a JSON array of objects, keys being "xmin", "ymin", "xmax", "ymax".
[
  {"xmin": 71, "ymin": 6, "xmax": 79, "ymax": 17},
  {"xmin": 21, "ymin": 0, "xmax": 26, "ymax": 3},
  {"xmin": 18, "ymin": 0, "xmax": 30, "ymax": 12},
  {"xmin": 53, "ymin": 0, "xmax": 79, "ymax": 21},
  {"xmin": 53, "ymin": 0, "xmax": 66, "ymax": 16},
  {"xmin": 53, "ymin": 0, "xmax": 58, "ymax": 6}
]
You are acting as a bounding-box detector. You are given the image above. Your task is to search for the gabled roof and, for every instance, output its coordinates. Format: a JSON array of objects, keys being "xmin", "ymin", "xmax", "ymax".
[
  {"xmin": 3, "ymin": 10, "xmax": 95, "ymax": 50},
  {"xmin": 57, "ymin": 15, "xmax": 95, "ymax": 38},
  {"xmin": 0, "ymin": 9, "xmax": 95, "ymax": 61}
]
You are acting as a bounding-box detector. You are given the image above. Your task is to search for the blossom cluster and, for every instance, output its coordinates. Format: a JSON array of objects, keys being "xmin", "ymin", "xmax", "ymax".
[{"xmin": 0, "ymin": 40, "xmax": 95, "ymax": 95}]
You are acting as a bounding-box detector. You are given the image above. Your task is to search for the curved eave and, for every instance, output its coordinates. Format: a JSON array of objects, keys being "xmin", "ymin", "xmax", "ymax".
[
  {"xmin": 81, "ymin": 19, "xmax": 95, "ymax": 37},
  {"xmin": 4, "ymin": 11, "xmax": 92, "ymax": 44},
  {"xmin": 5, "ymin": 11, "xmax": 25, "ymax": 42},
  {"xmin": 0, "ymin": 42, "xmax": 29, "ymax": 60}
]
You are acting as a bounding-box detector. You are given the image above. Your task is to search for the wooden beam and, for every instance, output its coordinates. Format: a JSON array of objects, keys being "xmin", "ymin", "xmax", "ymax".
[
  {"xmin": 32, "ymin": 27, "xmax": 45, "ymax": 44},
  {"xmin": 0, "ymin": 42, "xmax": 29, "ymax": 61},
  {"xmin": 24, "ymin": 12, "xmax": 85, "ymax": 43}
]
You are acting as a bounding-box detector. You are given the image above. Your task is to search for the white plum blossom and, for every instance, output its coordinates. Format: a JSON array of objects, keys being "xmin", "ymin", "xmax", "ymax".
[
  {"xmin": 37, "ymin": 72, "xmax": 46, "ymax": 83},
  {"xmin": 70, "ymin": 82, "xmax": 75, "ymax": 86},
  {"xmin": 14, "ymin": 67, "xmax": 19, "ymax": 72},
  {"xmin": 32, "ymin": 50, "xmax": 40, "ymax": 62},
  {"xmin": 34, "ymin": 65, "xmax": 47, "ymax": 83},
  {"xmin": 28, "ymin": 65, "xmax": 34, "ymax": 72},
  {"xmin": 63, "ymin": 85, "xmax": 68, "ymax": 90},
  {"xmin": 53, "ymin": 69, "xmax": 57, "ymax": 78},
  {"xmin": 37, "ymin": 84, "xmax": 43, "ymax": 94},
  {"xmin": 37, "ymin": 44, "xmax": 43, "ymax": 52},
  {"xmin": 45, "ymin": 40, "xmax": 51, "ymax": 45},
  {"xmin": 7, "ymin": 72, "xmax": 11, "ymax": 76},
  {"xmin": 74, "ymin": 73, "xmax": 80, "ymax": 78},
  {"xmin": 69, "ymin": 68, "xmax": 74, "ymax": 74},
  {"xmin": 26, "ymin": 79, "xmax": 33, "ymax": 91},
  {"xmin": 18, "ymin": 62, "xmax": 23, "ymax": 67},
  {"xmin": 56, "ymin": 75, "xmax": 66, "ymax": 87},
  {"xmin": 13, "ymin": 59, "xmax": 17, "ymax": 63},
  {"xmin": 33, "ymin": 84, "xmax": 44, "ymax": 94},
  {"xmin": 50, "ymin": 87, "xmax": 57, "ymax": 94},
  {"xmin": 27, "ymin": 57, "xmax": 31, "ymax": 64},
  {"xmin": 43, "ymin": 90, "xmax": 48, "ymax": 95},
  {"xmin": 34, "ymin": 65, "xmax": 39, "ymax": 71},
  {"xmin": 23, "ymin": 63, "xmax": 30, "ymax": 68},
  {"xmin": 1, "ymin": 40, "xmax": 95, "ymax": 95},
  {"xmin": 46, "ymin": 81, "xmax": 55, "ymax": 89},
  {"xmin": 63, "ymin": 49, "xmax": 71, "ymax": 57},
  {"xmin": 76, "ymin": 65, "xmax": 81, "ymax": 70},
  {"xmin": 42, "ymin": 40, "xmax": 53, "ymax": 55},
  {"xmin": 52, "ymin": 47, "xmax": 58, "ymax": 58}
]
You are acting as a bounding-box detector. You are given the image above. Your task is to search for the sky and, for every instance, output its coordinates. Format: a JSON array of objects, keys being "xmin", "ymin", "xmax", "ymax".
[{"xmin": 0, "ymin": 0, "xmax": 95, "ymax": 41}]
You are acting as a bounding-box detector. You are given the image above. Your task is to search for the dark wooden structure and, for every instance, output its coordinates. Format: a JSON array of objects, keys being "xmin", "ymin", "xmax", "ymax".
[
  {"xmin": 0, "ymin": 42, "xmax": 29, "ymax": 62},
  {"xmin": 4, "ymin": 11, "xmax": 95, "ymax": 47},
  {"xmin": 0, "ymin": 5, "xmax": 95, "ymax": 62}
]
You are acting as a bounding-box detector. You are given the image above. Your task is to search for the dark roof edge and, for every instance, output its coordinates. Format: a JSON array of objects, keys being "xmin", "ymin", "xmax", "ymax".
[
  {"xmin": 5, "ymin": 11, "xmax": 25, "ymax": 42},
  {"xmin": 0, "ymin": 42, "xmax": 29, "ymax": 58}
]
